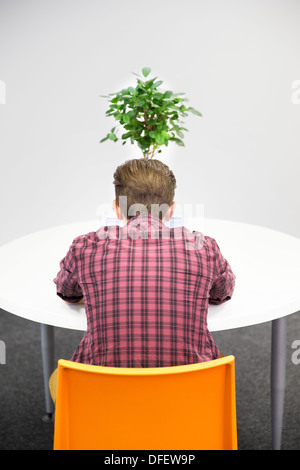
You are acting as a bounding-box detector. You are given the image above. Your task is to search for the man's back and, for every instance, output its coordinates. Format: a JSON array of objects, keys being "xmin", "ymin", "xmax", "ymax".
[{"xmin": 54, "ymin": 214, "xmax": 235, "ymax": 367}]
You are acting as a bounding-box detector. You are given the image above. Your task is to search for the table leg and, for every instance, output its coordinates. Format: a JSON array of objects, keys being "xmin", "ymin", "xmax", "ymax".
[
  {"xmin": 271, "ymin": 317, "xmax": 287, "ymax": 450},
  {"xmin": 40, "ymin": 323, "xmax": 55, "ymax": 421}
]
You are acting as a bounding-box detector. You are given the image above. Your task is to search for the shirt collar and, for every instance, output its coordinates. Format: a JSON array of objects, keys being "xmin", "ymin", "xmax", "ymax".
[
  {"xmin": 126, "ymin": 213, "xmax": 164, "ymax": 229},
  {"xmin": 124, "ymin": 213, "xmax": 169, "ymax": 240}
]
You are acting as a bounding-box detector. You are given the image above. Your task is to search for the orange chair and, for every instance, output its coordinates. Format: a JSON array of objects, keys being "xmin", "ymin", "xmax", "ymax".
[{"xmin": 53, "ymin": 356, "xmax": 237, "ymax": 450}]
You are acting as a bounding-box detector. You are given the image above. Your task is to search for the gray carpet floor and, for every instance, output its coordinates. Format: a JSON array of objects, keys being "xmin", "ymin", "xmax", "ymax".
[{"xmin": 0, "ymin": 307, "xmax": 299, "ymax": 450}]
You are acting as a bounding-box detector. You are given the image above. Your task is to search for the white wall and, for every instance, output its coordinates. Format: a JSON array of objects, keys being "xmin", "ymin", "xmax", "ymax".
[{"xmin": 1, "ymin": 0, "xmax": 300, "ymax": 245}]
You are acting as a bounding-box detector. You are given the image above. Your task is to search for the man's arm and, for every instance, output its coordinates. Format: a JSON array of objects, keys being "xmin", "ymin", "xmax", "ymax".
[
  {"xmin": 53, "ymin": 242, "xmax": 83, "ymax": 303},
  {"xmin": 209, "ymin": 240, "xmax": 236, "ymax": 305}
]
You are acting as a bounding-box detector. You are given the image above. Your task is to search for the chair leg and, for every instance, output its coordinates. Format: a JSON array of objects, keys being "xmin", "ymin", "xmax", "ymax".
[
  {"xmin": 271, "ymin": 317, "xmax": 287, "ymax": 450},
  {"xmin": 40, "ymin": 323, "xmax": 55, "ymax": 421}
]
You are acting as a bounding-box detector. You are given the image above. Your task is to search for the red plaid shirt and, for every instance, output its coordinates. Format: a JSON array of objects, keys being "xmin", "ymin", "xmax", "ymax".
[{"xmin": 54, "ymin": 214, "xmax": 235, "ymax": 367}]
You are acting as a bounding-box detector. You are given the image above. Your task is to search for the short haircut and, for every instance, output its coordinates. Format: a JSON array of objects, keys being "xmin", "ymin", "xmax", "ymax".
[{"xmin": 113, "ymin": 159, "xmax": 176, "ymax": 220}]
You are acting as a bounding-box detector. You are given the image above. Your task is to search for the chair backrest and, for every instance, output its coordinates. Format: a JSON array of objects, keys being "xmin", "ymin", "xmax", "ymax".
[{"xmin": 53, "ymin": 356, "xmax": 237, "ymax": 450}]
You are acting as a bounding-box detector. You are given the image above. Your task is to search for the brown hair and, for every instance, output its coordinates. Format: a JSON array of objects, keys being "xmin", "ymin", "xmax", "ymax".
[{"xmin": 113, "ymin": 159, "xmax": 176, "ymax": 220}]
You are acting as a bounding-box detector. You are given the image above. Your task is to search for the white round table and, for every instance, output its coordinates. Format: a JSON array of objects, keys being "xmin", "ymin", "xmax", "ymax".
[{"xmin": 1, "ymin": 218, "xmax": 299, "ymax": 449}]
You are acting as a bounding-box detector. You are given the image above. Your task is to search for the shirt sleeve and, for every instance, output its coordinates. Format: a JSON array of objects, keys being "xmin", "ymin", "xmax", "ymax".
[
  {"xmin": 209, "ymin": 239, "xmax": 236, "ymax": 305},
  {"xmin": 53, "ymin": 242, "xmax": 83, "ymax": 303}
]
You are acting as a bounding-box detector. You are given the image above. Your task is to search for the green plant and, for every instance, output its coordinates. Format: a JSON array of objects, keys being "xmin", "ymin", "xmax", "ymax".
[{"xmin": 100, "ymin": 67, "xmax": 202, "ymax": 159}]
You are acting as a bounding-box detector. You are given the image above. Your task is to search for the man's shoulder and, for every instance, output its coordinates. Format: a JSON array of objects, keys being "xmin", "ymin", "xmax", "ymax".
[
  {"xmin": 170, "ymin": 226, "xmax": 218, "ymax": 253},
  {"xmin": 71, "ymin": 231, "xmax": 99, "ymax": 245}
]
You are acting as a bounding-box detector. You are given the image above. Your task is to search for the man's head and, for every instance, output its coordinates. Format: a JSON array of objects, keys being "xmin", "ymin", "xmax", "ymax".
[{"xmin": 113, "ymin": 158, "xmax": 176, "ymax": 222}]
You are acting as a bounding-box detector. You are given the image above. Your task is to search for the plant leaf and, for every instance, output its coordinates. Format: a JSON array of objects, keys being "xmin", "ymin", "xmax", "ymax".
[
  {"xmin": 152, "ymin": 80, "xmax": 163, "ymax": 89},
  {"xmin": 171, "ymin": 137, "xmax": 185, "ymax": 146},
  {"xmin": 188, "ymin": 107, "xmax": 202, "ymax": 116},
  {"xmin": 122, "ymin": 132, "xmax": 132, "ymax": 140},
  {"xmin": 122, "ymin": 114, "xmax": 131, "ymax": 124},
  {"xmin": 154, "ymin": 132, "xmax": 166, "ymax": 145},
  {"xmin": 149, "ymin": 131, "xmax": 157, "ymax": 139},
  {"xmin": 176, "ymin": 129, "xmax": 184, "ymax": 139},
  {"xmin": 163, "ymin": 91, "xmax": 173, "ymax": 99},
  {"xmin": 142, "ymin": 67, "xmax": 151, "ymax": 78},
  {"xmin": 108, "ymin": 133, "xmax": 118, "ymax": 142}
]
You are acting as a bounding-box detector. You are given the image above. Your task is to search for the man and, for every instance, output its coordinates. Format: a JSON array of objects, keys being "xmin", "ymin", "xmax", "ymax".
[{"xmin": 53, "ymin": 158, "xmax": 235, "ymax": 368}]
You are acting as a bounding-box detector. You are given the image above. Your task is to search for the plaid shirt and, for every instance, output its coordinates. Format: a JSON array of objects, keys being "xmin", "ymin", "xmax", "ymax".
[{"xmin": 54, "ymin": 214, "xmax": 235, "ymax": 367}]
